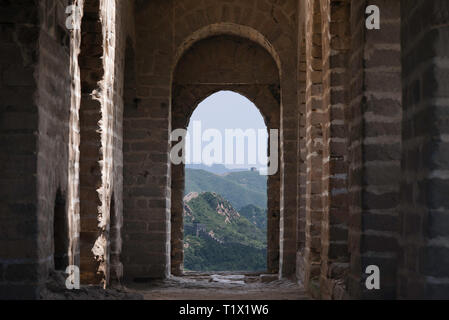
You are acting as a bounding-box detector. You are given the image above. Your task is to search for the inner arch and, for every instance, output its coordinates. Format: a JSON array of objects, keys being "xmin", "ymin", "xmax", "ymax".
[
  {"xmin": 170, "ymin": 34, "xmax": 281, "ymax": 276},
  {"xmin": 173, "ymin": 23, "xmax": 282, "ymax": 78}
]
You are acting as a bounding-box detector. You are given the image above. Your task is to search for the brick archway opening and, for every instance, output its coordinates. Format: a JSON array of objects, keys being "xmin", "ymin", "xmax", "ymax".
[{"xmin": 170, "ymin": 34, "xmax": 282, "ymax": 276}]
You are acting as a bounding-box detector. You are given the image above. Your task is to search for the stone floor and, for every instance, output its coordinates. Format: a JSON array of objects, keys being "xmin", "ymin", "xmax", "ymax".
[
  {"xmin": 40, "ymin": 270, "xmax": 143, "ymax": 300},
  {"xmin": 125, "ymin": 272, "xmax": 311, "ymax": 300},
  {"xmin": 41, "ymin": 271, "xmax": 310, "ymax": 300}
]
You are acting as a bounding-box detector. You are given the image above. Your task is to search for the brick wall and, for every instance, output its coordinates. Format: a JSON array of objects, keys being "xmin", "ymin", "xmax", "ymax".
[
  {"xmin": 346, "ymin": 0, "xmax": 364, "ymax": 299},
  {"xmin": 347, "ymin": 0, "xmax": 402, "ymax": 299},
  {"xmin": 300, "ymin": 0, "xmax": 403, "ymax": 299},
  {"xmin": 319, "ymin": 0, "xmax": 351, "ymax": 300},
  {"xmin": 0, "ymin": 0, "xmax": 74, "ymax": 298},
  {"xmin": 36, "ymin": 0, "xmax": 74, "ymax": 289},
  {"xmin": 399, "ymin": 0, "xmax": 449, "ymax": 299},
  {"xmin": 303, "ymin": 0, "xmax": 324, "ymax": 293},
  {"xmin": 122, "ymin": 0, "xmax": 173, "ymax": 281}
]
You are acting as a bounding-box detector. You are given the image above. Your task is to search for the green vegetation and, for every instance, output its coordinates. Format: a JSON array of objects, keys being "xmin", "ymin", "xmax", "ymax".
[
  {"xmin": 185, "ymin": 169, "xmax": 267, "ymax": 210},
  {"xmin": 183, "ymin": 168, "xmax": 269, "ymax": 272},
  {"xmin": 239, "ymin": 204, "xmax": 267, "ymax": 230},
  {"xmin": 184, "ymin": 235, "xmax": 267, "ymax": 272},
  {"xmin": 183, "ymin": 192, "xmax": 267, "ymax": 271}
]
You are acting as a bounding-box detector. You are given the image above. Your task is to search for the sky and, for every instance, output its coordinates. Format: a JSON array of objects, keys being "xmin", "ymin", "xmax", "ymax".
[{"xmin": 186, "ymin": 91, "xmax": 268, "ymax": 169}]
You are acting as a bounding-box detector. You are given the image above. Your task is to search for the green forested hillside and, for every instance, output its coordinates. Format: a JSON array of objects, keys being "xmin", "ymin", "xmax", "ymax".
[
  {"xmin": 185, "ymin": 169, "xmax": 267, "ymax": 210},
  {"xmin": 239, "ymin": 204, "xmax": 267, "ymax": 230},
  {"xmin": 183, "ymin": 192, "xmax": 267, "ymax": 271},
  {"xmin": 222, "ymin": 171, "xmax": 267, "ymax": 194},
  {"xmin": 184, "ymin": 192, "xmax": 266, "ymax": 248},
  {"xmin": 184, "ymin": 236, "xmax": 267, "ymax": 271}
]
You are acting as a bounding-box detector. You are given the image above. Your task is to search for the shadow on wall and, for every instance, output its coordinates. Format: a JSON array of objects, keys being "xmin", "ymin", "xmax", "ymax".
[{"xmin": 54, "ymin": 189, "xmax": 69, "ymax": 271}]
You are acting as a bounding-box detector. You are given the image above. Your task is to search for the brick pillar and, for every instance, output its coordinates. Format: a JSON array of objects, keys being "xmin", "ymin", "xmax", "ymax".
[
  {"xmin": 347, "ymin": 0, "xmax": 364, "ymax": 299},
  {"xmin": 268, "ymin": 160, "xmax": 281, "ymax": 274},
  {"xmin": 170, "ymin": 162, "xmax": 184, "ymax": 276},
  {"xmin": 399, "ymin": 0, "xmax": 449, "ymax": 299},
  {"xmin": 170, "ymin": 90, "xmax": 188, "ymax": 276},
  {"xmin": 319, "ymin": 0, "xmax": 351, "ymax": 299},
  {"xmin": 279, "ymin": 74, "xmax": 299, "ymax": 278},
  {"xmin": 110, "ymin": 36, "xmax": 136, "ymax": 284},
  {"xmin": 347, "ymin": 0, "xmax": 402, "ymax": 299},
  {"xmin": 279, "ymin": 55, "xmax": 299, "ymax": 277},
  {"xmin": 78, "ymin": 0, "xmax": 119, "ymax": 286},
  {"xmin": 296, "ymin": 34, "xmax": 308, "ymax": 281},
  {"xmin": 122, "ymin": 1, "xmax": 173, "ymax": 280},
  {"xmin": 303, "ymin": 0, "xmax": 324, "ymax": 293}
]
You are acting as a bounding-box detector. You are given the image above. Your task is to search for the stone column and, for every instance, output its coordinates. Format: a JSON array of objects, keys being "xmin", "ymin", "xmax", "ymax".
[{"xmin": 347, "ymin": 0, "xmax": 402, "ymax": 299}]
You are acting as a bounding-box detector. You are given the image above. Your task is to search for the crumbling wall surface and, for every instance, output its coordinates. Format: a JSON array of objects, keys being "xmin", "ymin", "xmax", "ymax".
[
  {"xmin": 78, "ymin": 0, "xmax": 106, "ymax": 285},
  {"xmin": 399, "ymin": 0, "xmax": 449, "ymax": 299},
  {"xmin": 78, "ymin": 0, "xmax": 132, "ymax": 286},
  {"xmin": 91, "ymin": 0, "xmax": 118, "ymax": 287},
  {"xmin": 67, "ymin": 0, "xmax": 84, "ymax": 276}
]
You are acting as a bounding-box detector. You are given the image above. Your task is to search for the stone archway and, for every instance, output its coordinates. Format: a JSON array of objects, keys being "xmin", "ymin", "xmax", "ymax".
[{"xmin": 170, "ymin": 34, "xmax": 281, "ymax": 276}]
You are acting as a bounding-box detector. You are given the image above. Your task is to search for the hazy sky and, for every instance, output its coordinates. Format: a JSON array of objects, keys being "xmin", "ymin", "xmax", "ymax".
[{"xmin": 186, "ymin": 91, "xmax": 268, "ymax": 169}]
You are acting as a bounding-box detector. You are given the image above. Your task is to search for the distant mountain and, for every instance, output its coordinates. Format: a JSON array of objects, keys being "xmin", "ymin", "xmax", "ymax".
[
  {"xmin": 185, "ymin": 169, "xmax": 267, "ymax": 210},
  {"xmin": 221, "ymin": 170, "xmax": 267, "ymax": 194},
  {"xmin": 239, "ymin": 204, "xmax": 267, "ymax": 230},
  {"xmin": 183, "ymin": 192, "xmax": 266, "ymax": 271},
  {"xmin": 185, "ymin": 163, "xmax": 247, "ymax": 175}
]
